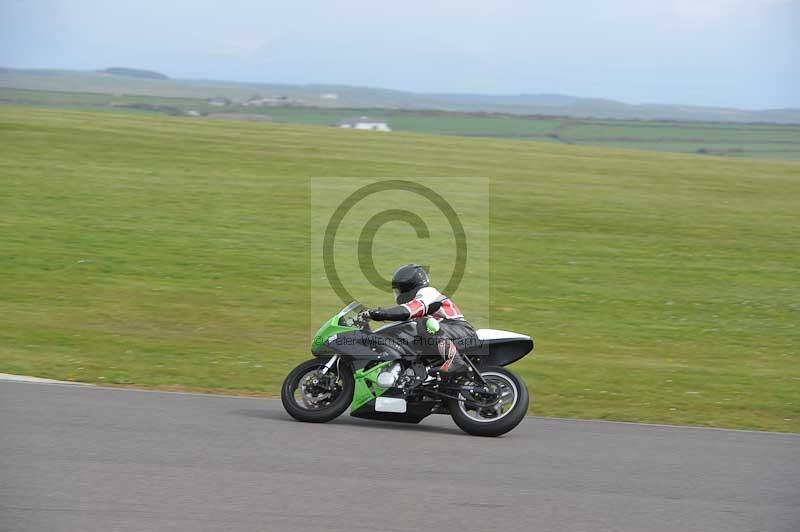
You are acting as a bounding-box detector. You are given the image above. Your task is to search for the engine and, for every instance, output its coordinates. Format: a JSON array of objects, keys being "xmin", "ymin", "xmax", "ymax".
[
  {"xmin": 376, "ymin": 362, "xmax": 425, "ymax": 389},
  {"xmin": 376, "ymin": 363, "xmax": 402, "ymax": 388}
]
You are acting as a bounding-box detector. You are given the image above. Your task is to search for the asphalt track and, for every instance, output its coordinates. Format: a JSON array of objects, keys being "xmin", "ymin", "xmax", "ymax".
[{"xmin": 1, "ymin": 381, "xmax": 798, "ymax": 532}]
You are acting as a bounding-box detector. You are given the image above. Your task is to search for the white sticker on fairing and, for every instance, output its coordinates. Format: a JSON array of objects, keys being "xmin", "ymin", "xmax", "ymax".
[{"xmin": 375, "ymin": 397, "xmax": 407, "ymax": 413}]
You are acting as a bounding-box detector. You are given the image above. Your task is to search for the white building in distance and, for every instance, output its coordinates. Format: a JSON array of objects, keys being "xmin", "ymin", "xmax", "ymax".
[{"xmin": 335, "ymin": 117, "xmax": 391, "ymax": 132}]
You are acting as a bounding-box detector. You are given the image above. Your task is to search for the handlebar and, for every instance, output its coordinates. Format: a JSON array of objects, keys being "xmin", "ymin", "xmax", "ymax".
[{"xmin": 346, "ymin": 311, "xmax": 372, "ymax": 328}]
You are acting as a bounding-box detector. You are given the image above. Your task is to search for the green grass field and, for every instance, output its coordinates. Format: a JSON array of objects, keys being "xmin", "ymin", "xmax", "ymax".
[
  {"xmin": 4, "ymin": 87, "xmax": 800, "ymax": 160},
  {"xmin": 1, "ymin": 105, "xmax": 799, "ymax": 432}
]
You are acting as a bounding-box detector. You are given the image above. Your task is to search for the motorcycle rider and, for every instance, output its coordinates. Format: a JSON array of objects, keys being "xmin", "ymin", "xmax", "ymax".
[{"xmin": 366, "ymin": 264, "xmax": 474, "ymax": 377}]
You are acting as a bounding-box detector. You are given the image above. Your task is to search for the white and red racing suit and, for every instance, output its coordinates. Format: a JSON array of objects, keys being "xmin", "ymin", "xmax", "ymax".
[
  {"xmin": 400, "ymin": 286, "xmax": 464, "ymax": 321},
  {"xmin": 369, "ymin": 287, "xmax": 474, "ymax": 373}
]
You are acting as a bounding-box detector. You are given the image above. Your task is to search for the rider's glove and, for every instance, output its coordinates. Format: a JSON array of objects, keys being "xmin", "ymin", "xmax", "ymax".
[
  {"xmin": 368, "ymin": 308, "xmax": 387, "ymax": 321},
  {"xmin": 369, "ymin": 306, "xmax": 412, "ymax": 321}
]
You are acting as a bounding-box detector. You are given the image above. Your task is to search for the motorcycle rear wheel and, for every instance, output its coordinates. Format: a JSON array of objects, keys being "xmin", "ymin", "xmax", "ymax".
[
  {"xmin": 281, "ymin": 358, "xmax": 354, "ymax": 423},
  {"xmin": 447, "ymin": 366, "xmax": 529, "ymax": 437}
]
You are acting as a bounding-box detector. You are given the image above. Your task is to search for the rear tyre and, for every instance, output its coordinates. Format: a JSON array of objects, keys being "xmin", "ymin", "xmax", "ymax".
[
  {"xmin": 281, "ymin": 358, "xmax": 354, "ymax": 423},
  {"xmin": 447, "ymin": 366, "xmax": 529, "ymax": 437}
]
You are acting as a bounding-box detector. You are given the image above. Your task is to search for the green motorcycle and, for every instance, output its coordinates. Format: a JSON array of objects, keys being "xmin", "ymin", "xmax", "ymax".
[{"xmin": 281, "ymin": 302, "xmax": 534, "ymax": 437}]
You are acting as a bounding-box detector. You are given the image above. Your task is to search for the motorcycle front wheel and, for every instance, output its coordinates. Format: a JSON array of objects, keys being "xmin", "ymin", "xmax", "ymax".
[
  {"xmin": 447, "ymin": 366, "xmax": 529, "ymax": 437},
  {"xmin": 281, "ymin": 358, "xmax": 354, "ymax": 423}
]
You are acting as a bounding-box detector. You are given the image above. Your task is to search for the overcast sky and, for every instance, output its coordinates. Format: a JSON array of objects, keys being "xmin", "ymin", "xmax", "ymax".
[{"xmin": 1, "ymin": 0, "xmax": 798, "ymax": 108}]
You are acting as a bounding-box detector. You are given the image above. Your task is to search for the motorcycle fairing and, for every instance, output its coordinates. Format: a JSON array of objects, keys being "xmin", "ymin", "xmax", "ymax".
[
  {"xmin": 351, "ymin": 387, "xmax": 436, "ymax": 424},
  {"xmin": 457, "ymin": 329, "xmax": 534, "ymax": 368},
  {"xmin": 350, "ymin": 361, "xmax": 391, "ymax": 413},
  {"xmin": 372, "ymin": 322, "xmax": 535, "ymax": 367},
  {"xmin": 320, "ymin": 330, "xmax": 405, "ymax": 360}
]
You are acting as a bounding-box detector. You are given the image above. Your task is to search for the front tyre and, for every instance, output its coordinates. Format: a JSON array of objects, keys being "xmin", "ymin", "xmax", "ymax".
[
  {"xmin": 281, "ymin": 358, "xmax": 354, "ymax": 423},
  {"xmin": 448, "ymin": 366, "xmax": 529, "ymax": 437}
]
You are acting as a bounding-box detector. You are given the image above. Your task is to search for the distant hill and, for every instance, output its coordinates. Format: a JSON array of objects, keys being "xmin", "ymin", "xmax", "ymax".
[
  {"xmin": 98, "ymin": 67, "xmax": 169, "ymax": 80},
  {"xmin": 1, "ymin": 67, "xmax": 798, "ymax": 124}
]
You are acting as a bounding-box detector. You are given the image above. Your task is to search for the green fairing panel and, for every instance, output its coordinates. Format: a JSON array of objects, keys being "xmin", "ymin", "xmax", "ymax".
[
  {"xmin": 350, "ymin": 361, "xmax": 391, "ymax": 413},
  {"xmin": 311, "ymin": 315, "xmax": 358, "ymax": 353}
]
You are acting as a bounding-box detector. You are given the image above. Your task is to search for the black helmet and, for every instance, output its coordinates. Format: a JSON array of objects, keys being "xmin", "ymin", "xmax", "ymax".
[{"xmin": 391, "ymin": 264, "xmax": 430, "ymax": 304}]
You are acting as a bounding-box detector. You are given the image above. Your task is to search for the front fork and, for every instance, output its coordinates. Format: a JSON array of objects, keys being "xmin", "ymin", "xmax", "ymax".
[{"xmin": 318, "ymin": 355, "xmax": 339, "ymax": 375}]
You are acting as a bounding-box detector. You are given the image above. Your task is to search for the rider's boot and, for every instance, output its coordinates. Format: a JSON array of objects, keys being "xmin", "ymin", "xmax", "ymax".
[{"xmin": 428, "ymin": 337, "xmax": 469, "ymax": 379}]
